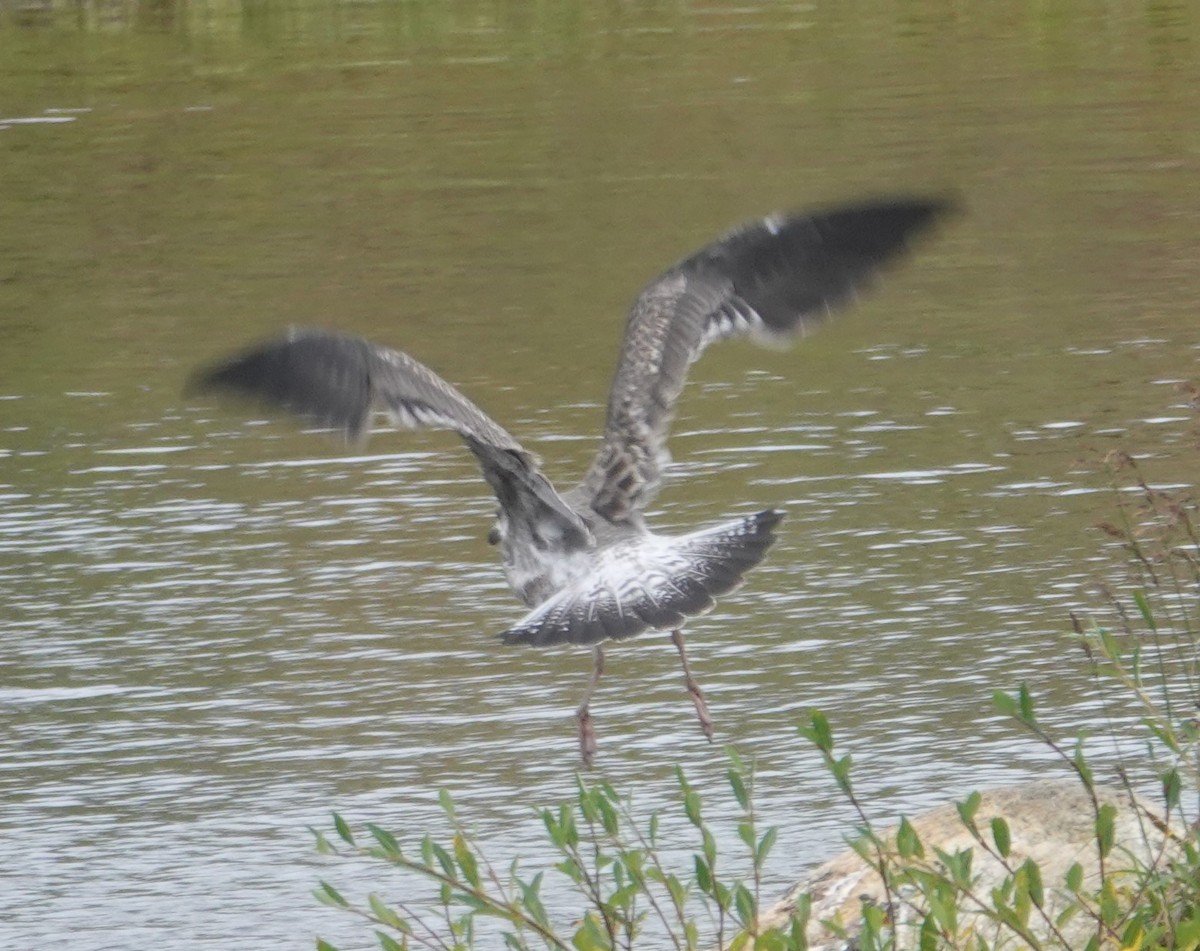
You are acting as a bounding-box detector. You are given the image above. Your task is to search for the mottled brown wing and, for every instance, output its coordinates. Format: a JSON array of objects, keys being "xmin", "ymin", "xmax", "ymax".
[
  {"xmin": 582, "ymin": 197, "xmax": 955, "ymax": 522},
  {"xmin": 191, "ymin": 328, "xmax": 591, "ymax": 553}
]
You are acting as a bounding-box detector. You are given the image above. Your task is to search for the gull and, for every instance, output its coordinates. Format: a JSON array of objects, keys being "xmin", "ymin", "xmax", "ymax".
[{"xmin": 191, "ymin": 196, "xmax": 952, "ymax": 765}]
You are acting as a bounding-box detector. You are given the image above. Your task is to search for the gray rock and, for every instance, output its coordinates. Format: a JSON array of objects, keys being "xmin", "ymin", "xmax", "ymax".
[{"xmin": 756, "ymin": 781, "xmax": 1180, "ymax": 949}]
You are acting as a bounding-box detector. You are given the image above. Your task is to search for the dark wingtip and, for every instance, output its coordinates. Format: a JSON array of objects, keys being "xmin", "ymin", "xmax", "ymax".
[
  {"xmin": 757, "ymin": 507, "xmax": 785, "ymax": 529},
  {"xmin": 903, "ymin": 191, "xmax": 964, "ymax": 231},
  {"xmin": 185, "ymin": 349, "xmax": 262, "ymax": 399},
  {"xmin": 183, "ymin": 349, "xmax": 253, "ymax": 399},
  {"xmin": 852, "ymin": 192, "xmax": 962, "ymax": 217},
  {"xmin": 819, "ymin": 192, "xmax": 962, "ymax": 246},
  {"xmin": 187, "ymin": 330, "xmax": 299, "ymax": 395},
  {"xmin": 185, "ymin": 329, "xmax": 373, "ymax": 441}
]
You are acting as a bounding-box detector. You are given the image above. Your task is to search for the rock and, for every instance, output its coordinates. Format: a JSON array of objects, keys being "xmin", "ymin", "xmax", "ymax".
[{"xmin": 755, "ymin": 781, "xmax": 1178, "ymax": 949}]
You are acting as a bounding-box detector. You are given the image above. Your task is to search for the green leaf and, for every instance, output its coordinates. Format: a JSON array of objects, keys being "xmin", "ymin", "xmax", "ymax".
[
  {"xmin": 683, "ymin": 790, "xmax": 704, "ymax": 828},
  {"xmin": 733, "ymin": 883, "xmax": 756, "ymax": 926},
  {"xmin": 927, "ymin": 889, "xmax": 958, "ymax": 934},
  {"xmin": 737, "ymin": 820, "xmax": 756, "ymax": 851},
  {"xmin": 1144, "ymin": 717, "xmax": 1183, "ymax": 755},
  {"xmin": 437, "ymin": 789, "xmax": 455, "ymax": 819},
  {"xmin": 757, "ymin": 930, "xmax": 787, "ymax": 951},
  {"xmin": 366, "ymin": 824, "xmax": 400, "ymax": 856},
  {"xmin": 756, "ymin": 826, "xmax": 778, "ymax": 867},
  {"xmin": 934, "ymin": 847, "xmax": 973, "ymax": 889},
  {"xmin": 1162, "ymin": 767, "xmax": 1182, "ymax": 809},
  {"xmin": 861, "ymin": 903, "xmax": 886, "ymax": 943},
  {"xmin": 1095, "ymin": 803, "xmax": 1116, "ymax": 858},
  {"xmin": 430, "ymin": 841, "xmax": 456, "ymax": 878},
  {"xmin": 956, "ymin": 791, "xmax": 982, "ymax": 834},
  {"xmin": 312, "ymin": 829, "xmax": 336, "ymax": 856},
  {"xmin": 573, "ymin": 912, "xmax": 610, "ymax": 951},
  {"xmin": 830, "ymin": 754, "xmax": 853, "ymax": 792},
  {"xmin": 665, "ymin": 872, "xmax": 688, "ymax": 909},
  {"xmin": 1013, "ymin": 876, "xmax": 1033, "ymax": 926},
  {"xmin": 608, "ymin": 882, "xmax": 640, "ymax": 911},
  {"xmin": 316, "ymin": 940, "xmax": 340, "ymax": 951},
  {"xmin": 991, "ymin": 816, "xmax": 1011, "ymax": 857},
  {"xmin": 540, "ymin": 807, "xmax": 563, "ymax": 847},
  {"xmin": 560, "ymin": 804, "xmax": 579, "ymax": 849},
  {"xmin": 315, "ymin": 881, "xmax": 349, "ymax": 908},
  {"xmin": 453, "ymin": 833, "xmax": 481, "ymax": 889},
  {"xmin": 1098, "ymin": 627, "xmax": 1121, "ymax": 664},
  {"xmin": 849, "ymin": 835, "xmax": 874, "ymax": 865},
  {"xmin": 367, "ymin": 893, "xmax": 408, "ymax": 931},
  {"xmin": 993, "ymin": 899, "xmax": 1026, "ymax": 934},
  {"xmin": 896, "ymin": 817, "xmax": 923, "ymax": 859},
  {"xmin": 332, "ymin": 813, "xmax": 355, "ymax": 846},
  {"xmin": 919, "ymin": 912, "xmax": 939, "ymax": 951},
  {"xmin": 725, "ymin": 745, "xmax": 747, "ymax": 773},
  {"xmin": 694, "ymin": 854, "xmax": 713, "ymax": 893},
  {"xmin": 376, "ymin": 931, "xmax": 405, "ymax": 951},
  {"xmin": 1072, "ymin": 740, "xmax": 1094, "ymax": 788},
  {"xmin": 1098, "ymin": 877, "xmax": 1120, "ymax": 926},
  {"xmin": 456, "ymin": 893, "xmax": 492, "ymax": 914},
  {"xmin": 1021, "ymin": 858, "xmax": 1044, "ymax": 908},
  {"xmin": 1173, "ymin": 908, "xmax": 1200, "ymax": 949},
  {"xmin": 519, "ymin": 872, "xmax": 550, "ymax": 928},
  {"xmin": 594, "ymin": 790, "xmax": 619, "ymax": 836},
  {"xmin": 556, "ymin": 858, "xmax": 585, "ymax": 884},
  {"xmin": 674, "ymin": 764, "xmax": 692, "ymax": 796},
  {"xmin": 800, "ymin": 710, "xmax": 833, "ymax": 753},
  {"xmin": 790, "ymin": 891, "xmax": 812, "ymax": 945},
  {"xmin": 728, "ymin": 768, "xmax": 750, "ymax": 811},
  {"xmin": 1056, "ymin": 900, "xmax": 1081, "ymax": 930},
  {"xmin": 1132, "ymin": 589, "xmax": 1156, "ymax": 629},
  {"xmin": 992, "ymin": 690, "xmax": 1018, "ymax": 718},
  {"xmin": 1017, "ymin": 683, "xmax": 1035, "ymax": 722},
  {"xmin": 1065, "ymin": 861, "xmax": 1084, "ymax": 892}
]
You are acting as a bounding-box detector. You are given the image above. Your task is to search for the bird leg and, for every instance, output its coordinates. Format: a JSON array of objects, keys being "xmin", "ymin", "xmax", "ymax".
[
  {"xmin": 576, "ymin": 645, "xmax": 605, "ymax": 767},
  {"xmin": 671, "ymin": 629, "xmax": 714, "ymax": 742}
]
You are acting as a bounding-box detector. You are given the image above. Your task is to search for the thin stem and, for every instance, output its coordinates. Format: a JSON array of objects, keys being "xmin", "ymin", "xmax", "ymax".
[{"xmin": 342, "ymin": 843, "xmax": 575, "ymax": 951}]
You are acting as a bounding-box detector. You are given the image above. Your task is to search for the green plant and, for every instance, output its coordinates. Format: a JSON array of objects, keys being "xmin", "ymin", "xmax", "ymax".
[
  {"xmin": 311, "ymin": 751, "xmax": 802, "ymax": 951},
  {"xmin": 796, "ymin": 699, "xmax": 1190, "ymax": 950},
  {"xmin": 778, "ymin": 424, "xmax": 1200, "ymax": 951},
  {"xmin": 1067, "ymin": 441, "xmax": 1200, "ymax": 948},
  {"xmin": 312, "ymin": 401, "xmax": 1200, "ymax": 951}
]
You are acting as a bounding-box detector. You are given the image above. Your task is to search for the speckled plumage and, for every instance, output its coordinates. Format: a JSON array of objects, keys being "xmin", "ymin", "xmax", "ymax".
[{"xmin": 192, "ymin": 196, "xmax": 952, "ymax": 762}]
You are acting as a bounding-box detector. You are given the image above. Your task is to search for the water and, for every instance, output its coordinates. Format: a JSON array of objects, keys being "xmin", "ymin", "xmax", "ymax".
[{"xmin": 2, "ymin": 2, "xmax": 1200, "ymax": 948}]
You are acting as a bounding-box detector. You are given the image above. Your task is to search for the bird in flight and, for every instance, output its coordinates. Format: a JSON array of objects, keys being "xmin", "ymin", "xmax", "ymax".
[{"xmin": 192, "ymin": 197, "xmax": 952, "ymax": 766}]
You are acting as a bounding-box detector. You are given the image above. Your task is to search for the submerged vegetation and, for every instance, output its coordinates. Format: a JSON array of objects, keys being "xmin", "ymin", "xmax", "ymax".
[{"xmin": 312, "ymin": 398, "xmax": 1200, "ymax": 950}]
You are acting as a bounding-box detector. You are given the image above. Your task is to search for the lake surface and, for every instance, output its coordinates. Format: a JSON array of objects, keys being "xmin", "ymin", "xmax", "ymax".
[{"xmin": 3, "ymin": 2, "xmax": 1200, "ymax": 948}]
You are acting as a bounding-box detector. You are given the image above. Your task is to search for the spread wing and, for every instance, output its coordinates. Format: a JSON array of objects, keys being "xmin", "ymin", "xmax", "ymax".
[
  {"xmin": 581, "ymin": 196, "xmax": 955, "ymax": 522},
  {"xmin": 190, "ymin": 328, "xmax": 591, "ymax": 554}
]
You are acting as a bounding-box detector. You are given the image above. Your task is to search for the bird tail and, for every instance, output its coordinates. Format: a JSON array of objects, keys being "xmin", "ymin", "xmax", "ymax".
[{"xmin": 499, "ymin": 509, "xmax": 784, "ymax": 647}]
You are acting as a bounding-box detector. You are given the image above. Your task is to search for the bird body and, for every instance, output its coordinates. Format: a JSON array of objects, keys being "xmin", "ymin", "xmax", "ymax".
[{"xmin": 192, "ymin": 196, "xmax": 953, "ymax": 764}]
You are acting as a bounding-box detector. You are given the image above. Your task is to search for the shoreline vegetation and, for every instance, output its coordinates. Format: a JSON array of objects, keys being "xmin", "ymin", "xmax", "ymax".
[
  {"xmin": 2, "ymin": 1, "xmax": 1190, "ymax": 52},
  {"xmin": 311, "ymin": 396, "xmax": 1200, "ymax": 949}
]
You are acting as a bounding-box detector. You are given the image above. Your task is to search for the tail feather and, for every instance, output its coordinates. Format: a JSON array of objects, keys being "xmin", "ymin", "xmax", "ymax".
[{"xmin": 500, "ymin": 509, "xmax": 783, "ymax": 647}]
